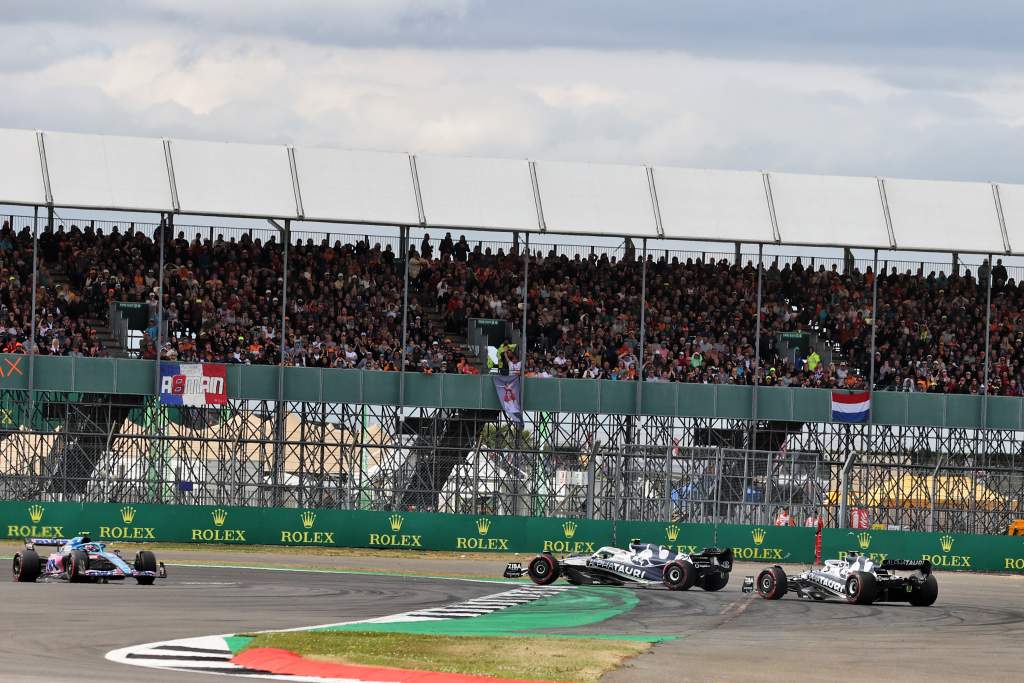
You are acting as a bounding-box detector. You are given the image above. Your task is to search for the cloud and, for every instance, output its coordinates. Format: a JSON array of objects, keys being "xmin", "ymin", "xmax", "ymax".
[{"xmin": 1, "ymin": 5, "xmax": 1024, "ymax": 185}]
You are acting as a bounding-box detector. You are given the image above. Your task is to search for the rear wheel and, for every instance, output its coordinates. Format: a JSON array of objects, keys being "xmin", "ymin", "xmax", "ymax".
[
  {"xmin": 909, "ymin": 574, "xmax": 938, "ymax": 607},
  {"xmin": 135, "ymin": 551, "xmax": 157, "ymax": 586},
  {"xmin": 662, "ymin": 560, "xmax": 697, "ymax": 591},
  {"xmin": 701, "ymin": 571, "xmax": 729, "ymax": 592},
  {"xmin": 755, "ymin": 566, "xmax": 787, "ymax": 599},
  {"xmin": 67, "ymin": 550, "xmax": 89, "ymax": 583},
  {"xmin": 12, "ymin": 549, "xmax": 41, "ymax": 583},
  {"xmin": 845, "ymin": 571, "xmax": 877, "ymax": 605}
]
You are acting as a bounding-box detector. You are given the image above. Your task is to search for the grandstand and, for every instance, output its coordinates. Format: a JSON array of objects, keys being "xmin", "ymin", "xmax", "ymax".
[{"xmin": 1, "ymin": 128, "xmax": 1023, "ymax": 536}]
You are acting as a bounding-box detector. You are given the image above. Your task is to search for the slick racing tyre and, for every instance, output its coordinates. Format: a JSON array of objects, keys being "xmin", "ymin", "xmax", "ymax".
[
  {"xmin": 662, "ymin": 560, "xmax": 697, "ymax": 591},
  {"xmin": 701, "ymin": 571, "xmax": 729, "ymax": 592},
  {"xmin": 67, "ymin": 550, "xmax": 90, "ymax": 583},
  {"xmin": 755, "ymin": 566, "xmax": 787, "ymax": 599},
  {"xmin": 134, "ymin": 551, "xmax": 158, "ymax": 586},
  {"xmin": 845, "ymin": 571, "xmax": 877, "ymax": 605},
  {"xmin": 909, "ymin": 574, "xmax": 938, "ymax": 607},
  {"xmin": 12, "ymin": 549, "xmax": 41, "ymax": 583},
  {"xmin": 527, "ymin": 554, "xmax": 560, "ymax": 586}
]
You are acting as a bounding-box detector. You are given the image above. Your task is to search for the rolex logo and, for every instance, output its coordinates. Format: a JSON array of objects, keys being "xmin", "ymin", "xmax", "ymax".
[
  {"xmin": 120, "ymin": 506, "xmax": 137, "ymax": 524},
  {"xmin": 939, "ymin": 535, "xmax": 954, "ymax": 553},
  {"xmin": 562, "ymin": 521, "xmax": 577, "ymax": 539},
  {"xmin": 389, "ymin": 514, "xmax": 404, "ymax": 532},
  {"xmin": 212, "ymin": 508, "xmax": 228, "ymax": 527},
  {"xmin": 751, "ymin": 527, "xmax": 766, "ymax": 546},
  {"xmin": 665, "ymin": 524, "xmax": 680, "ymax": 542},
  {"xmin": 28, "ymin": 504, "xmax": 44, "ymax": 524},
  {"xmin": 475, "ymin": 518, "xmax": 491, "ymax": 535},
  {"xmin": 857, "ymin": 532, "xmax": 871, "ymax": 550},
  {"xmin": 300, "ymin": 510, "xmax": 316, "ymax": 529}
]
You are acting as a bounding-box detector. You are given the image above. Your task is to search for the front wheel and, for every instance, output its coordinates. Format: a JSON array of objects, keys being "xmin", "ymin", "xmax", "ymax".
[
  {"xmin": 909, "ymin": 574, "xmax": 938, "ymax": 607},
  {"xmin": 67, "ymin": 550, "xmax": 89, "ymax": 583},
  {"xmin": 13, "ymin": 549, "xmax": 41, "ymax": 582},
  {"xmin": 527, "ymin": 554, "xmax": 560, "ymax": 586},
  {"xmin": 755, "ymin": 566, "xmax": 787, "ymax": 600},
  {"xmin": 845, "ymin": 571, "xmax": 877, "ymax": 605},
  {"xmin": 135, "ymin": 551, "xmax": 157, "ymax": 586},
  {"xmin": 662, "ymin": 560, "xmax": 697, "ymax": 591}
]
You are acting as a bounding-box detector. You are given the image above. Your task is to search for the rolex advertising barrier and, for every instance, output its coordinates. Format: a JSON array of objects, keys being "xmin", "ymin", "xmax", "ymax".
[
  {"xmin": 821, "ymin": 527, "xmax": 1024, "ymax": 573},
  {"xmin": 2, "ymin": 501, "xmax": 1021, "ymax": 572}
]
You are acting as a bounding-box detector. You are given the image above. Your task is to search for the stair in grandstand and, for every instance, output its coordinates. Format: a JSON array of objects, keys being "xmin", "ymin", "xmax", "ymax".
[{"xmin": 396, "ymin": 408, "xmax": 500, "ymax": 510}]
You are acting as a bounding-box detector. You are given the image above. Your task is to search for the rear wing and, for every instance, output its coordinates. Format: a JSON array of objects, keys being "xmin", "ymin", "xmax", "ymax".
[
  {"xmin": 881, "ymin": 558, "xmax": 932, "ymax": 574},
  {"xmin": 27, "ymin": 538, "xmax": 70, "ymax": 547},
  {"xmin": 692, "ymin": 547, "xmax": 734, "ymax": 571}
]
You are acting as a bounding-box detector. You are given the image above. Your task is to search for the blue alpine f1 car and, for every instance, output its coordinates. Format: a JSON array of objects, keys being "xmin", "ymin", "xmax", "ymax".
[{"xmin": 12, "ymin": 536, "xmax": 167, "ymax": 584}]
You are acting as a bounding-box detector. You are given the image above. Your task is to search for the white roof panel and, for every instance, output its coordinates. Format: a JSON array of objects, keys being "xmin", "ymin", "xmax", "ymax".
[
  {"xmin": 997, "ymin": 183, "xmax": 1024, "ymax": 255},
  {"xmin": 294, "ymin": 147, "xmax": 418, "ymax": 225},
  {"xmin": 885, "ymin": 178, "xmax": 1004, "ymax": 254},
  {"xmin": 656, "ymin": 167, "xmax": 774, "ymax": 243},
  {"xmin": 0, "ymin": 128, "xmax": 46, "ymax": 206},
  {"xmin": 170, "ymin": 139, "xmax": 296, "ymax": 218},
  {"xmin": 770, "ymin": 172, "xmax": 890, "ymax": 248},
  {"xmin": 45, "ymin": 132, "xmax": 172, "ymax": 212},
  {"xmin": 535, "ymin": 161, "xmax": 657, "ymax": 237},
  {"xmin": 417, "ymin": 155, "xmax": 537, "ymax": 231}
]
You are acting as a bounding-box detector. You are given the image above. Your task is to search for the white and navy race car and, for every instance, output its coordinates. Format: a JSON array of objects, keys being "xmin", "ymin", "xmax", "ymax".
[
  {"xmin": 743, "ymin": 551, "xmax": 937, "ymax": 606},
  {"xmin": 506, "ymin": 541, "xmax": 733, "ymax": 591},
  {"xmin": 12, "ymin": 536, "xmax": 167, "ymax": 585}
]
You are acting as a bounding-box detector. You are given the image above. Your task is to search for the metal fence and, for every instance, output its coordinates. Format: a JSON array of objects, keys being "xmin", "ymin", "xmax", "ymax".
[{"xmin": 1, "ymin": 392, "xmax": 1020, "ymax": 535}]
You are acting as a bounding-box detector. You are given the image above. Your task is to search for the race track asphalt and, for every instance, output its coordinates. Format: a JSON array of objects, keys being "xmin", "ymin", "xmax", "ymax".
[
  {"xmin": 1, "ymin": 553, "xmax": 1021, "ymax": 683},
  {"xmin": 0, "ymin": 564, "xmax": 501, "ymax": 683}
]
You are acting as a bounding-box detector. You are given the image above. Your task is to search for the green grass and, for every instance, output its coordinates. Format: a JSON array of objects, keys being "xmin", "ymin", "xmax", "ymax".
[{"xmin": 243, "ymin": 631, "xmax": 650, "ymax": 682}]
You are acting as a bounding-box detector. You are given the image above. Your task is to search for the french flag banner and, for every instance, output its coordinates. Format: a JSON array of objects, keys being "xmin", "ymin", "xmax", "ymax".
[
  {"xmin": 159, "ymin": 363, "xmax": 227, "ymax": 407},
  {"xmin": 832, "ymin": 391, "xmax": 870, "ymax": 423}
]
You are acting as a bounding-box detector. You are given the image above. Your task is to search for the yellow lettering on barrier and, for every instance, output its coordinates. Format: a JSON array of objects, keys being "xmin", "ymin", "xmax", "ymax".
[
  {"xmin": 1003, "ymin": 557, "xmax": 1024, "ymax": 571},
  {"xmin": 280, "ymin": 530, "xmax": 335, "ymax": 545},
  {"xmin": 7, "ymin": 524, "xmax": 64, "ymax": 538},
  {"xmin": 98, "ymin": 526, "xmax": 156, "ymax": 540},
  {"xmin": 455, "ymin": 537, "xmax": 510, "ymax": 551},
  {"xmin": 732, "ymin": 546, "xmax": 784, "ymax": 560},
  {"xmin": 191, "ymin": 529, "xmax": 247, "ymax": 542},
  {"xmin": 368, "ymin": 533, "xmax": 423, "ymax": 548},
  {"xmin": 542, "ymin": 540, "xmax": 596, "ymax": 553},
  {"xmin": 922, "ymin": 554, "xmax": 972, "ymax": 568}
]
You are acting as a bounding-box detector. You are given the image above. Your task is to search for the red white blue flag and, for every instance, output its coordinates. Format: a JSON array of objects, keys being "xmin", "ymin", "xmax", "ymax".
[
  {"xmin": 831, "ymin": 391, "xmax": 870, "ymax": 423},
  {"xmin": 159, "ymin": 363, "xmax": 227, "ymax": 407}
]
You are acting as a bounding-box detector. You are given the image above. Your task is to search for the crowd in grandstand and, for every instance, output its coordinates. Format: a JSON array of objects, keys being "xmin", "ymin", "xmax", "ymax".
[{"xmin": 3, "ymin": 216, "xmax": 1020, "ymax": 394}]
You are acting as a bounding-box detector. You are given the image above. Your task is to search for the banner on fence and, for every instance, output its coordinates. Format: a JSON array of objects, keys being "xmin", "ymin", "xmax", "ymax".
[
  {"xmin": 159, "ymin": 363, "xmax": 227, "ymax": 407},
  {"xmin": 1, "ymin": 501, "xmax": 1020, "ymax": 572}
]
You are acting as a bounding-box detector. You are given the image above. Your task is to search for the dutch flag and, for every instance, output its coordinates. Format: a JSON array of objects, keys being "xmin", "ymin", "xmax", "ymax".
[{"xmin": 832, "ymin": 391, "xmax": 870, "ymax": 423}]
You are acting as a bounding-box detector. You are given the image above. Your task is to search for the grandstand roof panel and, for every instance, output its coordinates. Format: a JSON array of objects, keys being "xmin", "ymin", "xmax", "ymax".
[
  {"xmin": 656, "ymin": 167, "xmax": 774, "ymax": 244},
  {"xmin": 0, "ymin": 128, "xmax": 46, "ymax": 206},
  {"xmin": 997, "ymin": 183, "xmax": 1024, "ymax": 255},
  {"xmin": 885, "ymin": 178, "xmax": 1005, "ymax": 254},
  {"xmin": 534, "ymin": 161, "xmax": 658, "ymax": 237},
  {"xmin": 44, "ymin": 131, "xmax": 172, "ymax": 213},
  {"xmin": 416, "ymin": 155, "xmax": 539, "ymax": 232},
  {"xmin": 169, "ymin": 139, "xmax": 297, "ymax": 219},
  {"xmin": 293, "ymin": 147, "xmax": 419, "ymax": 226},
  {"xmin": 770, "ymin": 172, "xmax": 891, "ymax": 248}
]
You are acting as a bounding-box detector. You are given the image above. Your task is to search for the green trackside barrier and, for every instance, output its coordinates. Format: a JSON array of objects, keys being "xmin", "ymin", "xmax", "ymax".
[
  {"xmin": 822, "ymin": 527, "xmax": 1024, "ymax": 573},
  {"xmin": 3, "ymin": 501, "xmax": 1019, "ymax": 571},
  {"xmin": 713, "ymin": 524, "xmax": 817, "ymax": 564}
]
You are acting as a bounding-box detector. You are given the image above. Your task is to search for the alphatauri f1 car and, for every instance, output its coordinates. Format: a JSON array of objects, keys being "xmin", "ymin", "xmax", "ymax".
[
  {"xmin": 506, "ymin": 541, "xmax": 733, "ymax": 591},
  {"xmin": 743, "ymin": 552, "xmax": 938, "ymax": 606},
  {"xmin": 12, "ymin": 536, "xmax": 167, "ymax": 584}
]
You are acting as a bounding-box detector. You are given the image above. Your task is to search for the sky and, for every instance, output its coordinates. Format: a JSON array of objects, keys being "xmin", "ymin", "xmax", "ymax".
[{"xmin": 3, "ymin": 1, "xmax": 1024, "ymax": 185}]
